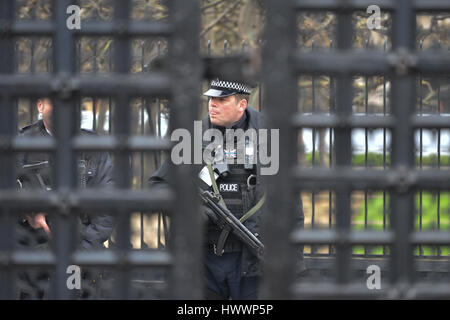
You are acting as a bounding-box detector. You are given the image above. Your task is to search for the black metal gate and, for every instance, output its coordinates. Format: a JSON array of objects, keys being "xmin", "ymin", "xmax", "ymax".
[
  {"xmin": 262, "ymin": 0, "xmax": 450, "ymax": 299},
  {"xmin": 0, "ymin": 0, "xmax": 449, "ymax": 300},
  {"xmin": 0, "ymin": 0, "xmax": 202, "ymax": 299}
]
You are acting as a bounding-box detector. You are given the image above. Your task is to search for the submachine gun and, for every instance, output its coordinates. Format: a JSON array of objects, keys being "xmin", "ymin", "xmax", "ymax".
[
  {"xmin": 199, "ymin": 188, "xmax": 265, "ymax": 261},
  {"xmin": 16, "ymin": 160, "xmax": 89, "ymax": 190},
  {"xmin": 16, "ymin": 161, "xmax": 52, "ymax": 191}
]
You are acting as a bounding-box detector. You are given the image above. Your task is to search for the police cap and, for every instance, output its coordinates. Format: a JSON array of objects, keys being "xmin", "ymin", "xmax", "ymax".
[{"xmin": 203, "ymin": 78, "xmax": 251, "ymax": 98}]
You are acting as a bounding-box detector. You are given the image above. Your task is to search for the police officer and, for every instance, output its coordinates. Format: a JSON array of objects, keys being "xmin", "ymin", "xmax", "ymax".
[
  {"xmin": 149, "ymin": 79, "xmax": 304, "ymax": 300},
  {"xmin": 16, "ymin": 98, "xmax": 115, "ymax": 249},
  {"xmin": 16, "ymin": 98, "xmax": 115, "ymax": 299}
]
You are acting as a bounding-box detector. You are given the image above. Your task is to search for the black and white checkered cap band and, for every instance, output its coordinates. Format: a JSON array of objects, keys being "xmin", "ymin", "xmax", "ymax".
[{"xmin": 210, "ymin": 79, "xmax": 251, "ymax": 95}]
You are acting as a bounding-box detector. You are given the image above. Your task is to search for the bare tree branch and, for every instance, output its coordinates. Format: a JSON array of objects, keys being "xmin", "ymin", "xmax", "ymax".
[
  {"xmin": 200, "ymin": 0, "xmax": 242, "ymax": 38},
  {"xmin": 201, "ymin": 0, "xmax": 228, "ymax": 12}
]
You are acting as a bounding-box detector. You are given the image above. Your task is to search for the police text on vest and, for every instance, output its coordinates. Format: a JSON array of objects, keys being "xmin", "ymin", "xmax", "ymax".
[{"xmin": 219, "ymin": 183, "xmax": 239, "ymax": 192}]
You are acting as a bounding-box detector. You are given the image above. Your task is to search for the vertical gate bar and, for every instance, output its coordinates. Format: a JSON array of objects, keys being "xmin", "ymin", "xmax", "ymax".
[
  {"xmin": 334, "ymin": 10, "xmax": 353, "ymax": 285},
  {"xmin": 168, "ymin": 0, "xmax": 202, "ymax": 299},
  {"xmin": 92, "ymin": 41, "xmax": 98, "ymax": 131},
  {"xmin": 143, "ymin": 94, "xmax": 159, "ymax": 248},
  {"xmin": 418, "ymin": 40, "xmax": 423, "ymax": 257},
  {"xmin": 28, "ymin": 38, "xmax": 35, "ymax": 122},
  {"xmin": 259, "ymin": 39, "xmax": 263, "ymax": 112},
  {"xmin": 436, "ymin": 46, "xmax": 441, "ymax": 256},
  {"xmin": 141, "ymin": 99, "xmax": 145, "ymax": 247},
  {"xmin": 31, "ymin": 1, "xmax": 37, "ymax": 20},
  {"xmin": 0, "ymin": 0, "xmax": 16, "ymax": 300},
  {"xmin": 390, "ymin": 0, "xmax": 416, "ymax": 293},
  {"xmin": 15, "ymin": 41, "xmax": 19, "ymax": 74},
  {"xmin": 157, "ymin": 40, "xmax": 162, "ymax": 144},
  {"xmin": 77, "ymin": 41, "xmax": 81, "ymax": 73},
  {"xmin": 261, "ymin": 0, "xmax": 298, "ymax": 299},
  {"xmin": 52, "ymin": 0, "xmax": 77, "ymax": 300},
  {"xmin": 112, "ymin": 0, "xmax": 132, "ymax": 299},
  {"xmin": 158, "ymin": 213, "xmax": 162, "ymax": 249},
  {"xmin": 156, "ymin": 40, "xmax": 163, "ymax": 250},
  {"xmin": 364, "ymin": 40, "xmax": 369, "ymax": 257},
  {"xmin": 329, "ymin": 39, "xmax": 335, "ymax": 255},
  {"xmin": 47, "ymin": 40, "xmax": 52, "ymax": 73},
  {"xmin": 30, "ymin": 38, "xmax": 35, "ymax": 74},
  {"xmin": 76, "ymin": 41, "xmax": 82, "ymax": 132},
  {"xmin": 140, "ymin": 41, "xmax": 145, "ymax": 249},
  {"xmin": 76, "ymin": 38, "xmax": 82, "ymax": 134},
  {"xmin": 311, "ymin": 41, "xmax": 316, "ymax": 255},
  {"xmin": 382, "ymin": 40, "xmax": 387, "ymax": 256},
  {"xmin": 108, "ymin": 45, "xmax": 112, "ymax": 134},
  {"xmin": 205, "ymin": 40, "xmax": 211, "ymax": 115}
]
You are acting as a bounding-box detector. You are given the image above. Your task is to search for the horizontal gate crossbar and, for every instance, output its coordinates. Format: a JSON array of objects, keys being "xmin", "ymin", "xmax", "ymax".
[
  {"xmin": 292, "ymin": 114, "xmax": 450, "ymax": 129},
  {"xmin": 293, "ymin": 0, "xmax": 450, "ymax": 12},
  {"xmin": 303, "ymin": 256, "xmax": 450, "ymax": 273},
  {"xmin": 0, "ymin": 189, "xmax": 175, "ymax": 212},
  {"xmin": 293, "ymin": 0, "xmax": 395, "ymax": 11},
  {"xmin": 410, "ymin": 231, "xmax": 450, "ymax": 246},
  {"xmin": 293, "ymin": 168, "xmax": 450, "ymax": 190},
  {"xmin": 72, "ymin": 250, "xmax": 172, "ymax": 267},
  {"xmin": 8, "ymin": 136, "xmax": 55, "ymax": 152},
  {"xmin": 2, "ymin": 136, "xmax": 171, "ymax": 153},
  {"xmin": 9, "ymin": 21, "xmax": 172, "ymax": 37},
  {"xmin": 295, "ymin": 51, "xmax": 450, "ymax": 75},
  {"xmin": 291, "ymin": 230, "xmax": 450, "ymax": 246},
  {"xmin": 0, "ymin": 74, "xmax": 172, "ymax": 97},
  {"xmin": 73, "ymin": 189, "xmax": 175, "ymax": 211},
  {"xmin": 292, "ymin": 282, "xmax": 450, "ymax": 299},
  {"xmin": 292, "ymin": 282, "xmax": 386, "ymax": 299},
  {"xmin": 291, "ymin": 230, "xmax": 395, "ymax": 245},
  {"xmin": 0, "ymin": 250, "xmax": 172, "ymax": 267},
  {"xmin": 292, "ymin": 114, "xmax": 396, "ymax": 129},
  {"xmin": 410, "ymin": 116, "xmax": 450, "ymax": 129},
  {"xmin": 2, "ymin": 250, "xmax": 55, "ymax": 267},
  {"xmin": 73, "ymin": 136, "xmax": 173, "ymax": 152}
]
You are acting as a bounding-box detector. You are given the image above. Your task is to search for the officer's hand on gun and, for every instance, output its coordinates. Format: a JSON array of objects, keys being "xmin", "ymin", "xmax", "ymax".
[{"xmin": 201, "ymin": 205, "xmax": 218, "ymax": 224}]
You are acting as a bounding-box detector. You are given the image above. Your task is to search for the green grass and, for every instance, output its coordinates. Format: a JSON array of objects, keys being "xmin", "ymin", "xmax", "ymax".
[
  {"xmin": 302, "ymin": 151, "xmax": 450, "ymax": 256},
  {"xmin": 352, "ymin": 191, "xmax": 450, "ymax": 256}
]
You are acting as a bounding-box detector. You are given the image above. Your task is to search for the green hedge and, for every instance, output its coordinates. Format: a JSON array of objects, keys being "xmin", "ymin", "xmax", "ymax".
[{"xmin": 352, "ymin": 191, "xmax": 450, "ymax": 256}]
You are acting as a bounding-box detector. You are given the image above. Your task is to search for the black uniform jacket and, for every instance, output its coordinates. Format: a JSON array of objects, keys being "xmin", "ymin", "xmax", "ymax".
[{"xmin": 16, "ymin": 120, "xmax": 115, "ymax": 250}]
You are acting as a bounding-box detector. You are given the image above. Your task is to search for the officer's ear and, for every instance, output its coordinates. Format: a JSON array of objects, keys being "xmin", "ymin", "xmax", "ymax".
[
  {"xmin": 238, "ymin": 98, "xmax": 247, "ymax": 111},
  {"xmin": 37, "ymin": 99, "xmax": 44, "ymax": 114}
]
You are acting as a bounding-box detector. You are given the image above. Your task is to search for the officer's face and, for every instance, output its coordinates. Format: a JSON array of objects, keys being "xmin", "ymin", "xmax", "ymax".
[
  {"xmin": 208, "ymin": 95, "xmax": 246, "ymax": 127},
  {"xmin": 37, "ymin": 98, "xmax": 53, "ymax": 133}
]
